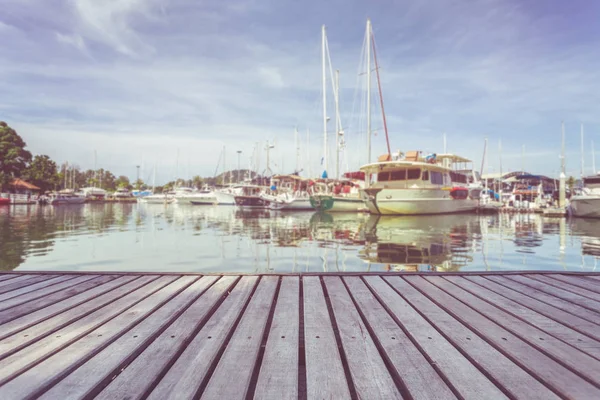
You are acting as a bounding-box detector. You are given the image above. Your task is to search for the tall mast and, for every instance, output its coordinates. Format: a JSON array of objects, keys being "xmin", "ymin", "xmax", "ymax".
[
  {"xmin": 93, "ymin": 150, "xmax": 97, "ymax": 186},
  {"xmin": 335, "ymin": 69, "xmax": 340, "ymax": 179},
  {"xmin": 561, "ymin": 122, "xmax": 566, "ymax": 174},
  {"xmin": 64, "ymin": 162, "xmax": 68, "ymax": 189},
  {"xmin": 371, "ymin": 30, "xmax": 391, "ymax": 157},
  {"xmin": 581, "ymin": 123, "xmax": 584, "ymax": 178},
  {"xmin": 295, "ymin": 126, "xmax": 299, "ymax": 173},
  {"xmin": 307, "ymin": 128, "xmax": 311, "ymax": 177},
  {"xmin": 366, "ymin": 18, "xmax": 372, "ymax": 164},
  {"xmin": 498, "ymin": 139, "xmax": 503, "ymax": 198},
  {"xmin": 593, "ymin": 140, "xmax": 597, "ymax": 174},
  {"xmin": 152, "ymin": 164, "xmax": 156, "ymax": 192},
  {"xmin": 223, "ymin": 145, "xmax": 226, "ymax": 185},
  {"xmin": 322, "ymin": 25, "xmax": 328, "ymax": 175},
  {"xmin": 443, "ymin": 133, "xmax": 447, "ymax": 154},
  {"xmin": 559, "ymin": 121, "xmax": 566, "ymax": 208}
]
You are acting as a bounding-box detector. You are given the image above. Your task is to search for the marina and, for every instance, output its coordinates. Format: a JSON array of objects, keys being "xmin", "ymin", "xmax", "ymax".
[{"xmin": 0, "ymin": 271, "xmax": 597, "ymax": 398}]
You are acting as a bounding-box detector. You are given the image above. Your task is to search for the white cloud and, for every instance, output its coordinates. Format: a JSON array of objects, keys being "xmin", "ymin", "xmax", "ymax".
[{"xmin": 55, "ymin": 32, "xmax": 87, "ymax": 52}]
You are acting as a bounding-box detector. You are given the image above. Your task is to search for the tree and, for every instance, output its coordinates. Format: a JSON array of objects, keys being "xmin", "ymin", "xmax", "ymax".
[
  {"xmin": 115, "ymin": 175, "xmax": 131, "ymax": 189},
  {"xmin": 0, "ymin": 121, "xmax": 32, "ymax": 191},
  {"xmin": 192, "ymin": 175, "xmax": 203, "ymax": 189},
  {"xmin": 567, "ymin": 176, "xmax": 576, "ymax": 190},
  {"xmin": 23, "ymin": 155, "xmax": 60, "ymax": 192},
  {"xmin": 133, "ymin": 179, "xmax": 144, "ymax": 190}
]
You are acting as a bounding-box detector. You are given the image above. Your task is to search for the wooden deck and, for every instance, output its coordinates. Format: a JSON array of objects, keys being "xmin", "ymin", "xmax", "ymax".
[{"xmin": 0, "ymin": 271, "xmax": 598, "ymax": 399}]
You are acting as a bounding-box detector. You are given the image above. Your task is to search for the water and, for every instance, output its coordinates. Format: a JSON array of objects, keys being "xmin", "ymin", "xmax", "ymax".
[{"xmin": 1, "ymin": 203, "xmax": 598, "ymax": 273}]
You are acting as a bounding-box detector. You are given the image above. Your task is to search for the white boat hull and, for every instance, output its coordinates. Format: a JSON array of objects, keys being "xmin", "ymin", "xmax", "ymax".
[
  {"xmin": 215, "ymin": 191, "xmax": 236, "ymax": 205},
  {"xmin": 281, "ymin": 198, "xmax": 313, "ymax": 210},
  {"xmin": 362, "ymin": 188, "xmax": 478, "ymax": 215},
  {"xmin": 310, "ymin": 194, "xmax": 367, "ymax": 212},
  {"xmin": 569, "ymin": 196, "xmax": 600, "ymax": 218},
  {"xmin": 139, "ymin": 196, "xmax": 174, "ymax": 204},
  {"xmin": 176, "ymin": 195, "xmax": 217, "ymax": 205}
]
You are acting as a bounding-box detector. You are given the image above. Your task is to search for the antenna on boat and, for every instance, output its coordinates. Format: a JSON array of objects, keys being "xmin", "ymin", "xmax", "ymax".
[
  {"xmin": 295, "ymin": 126, "xmax": 300, "ymax": 174},
  {"xmin": 559, "ymin": 121, "xmax": 566, "ymax": 208}
]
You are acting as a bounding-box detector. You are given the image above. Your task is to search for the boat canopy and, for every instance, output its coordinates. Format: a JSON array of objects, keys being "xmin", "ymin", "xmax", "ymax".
[
  {"xmin": 436, "ymin": 154, "xmax": 472, "ymax": 163},
  {"xmin": 343, "ymin": 171, "xmax": 365, "ymax": 180}
]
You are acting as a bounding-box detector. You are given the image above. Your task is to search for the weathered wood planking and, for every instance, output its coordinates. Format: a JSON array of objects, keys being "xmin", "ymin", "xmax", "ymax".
[
  {"xmin": 377, "ymin": 276, "xmax": 552, "ymax": 400},
  {"xmin": 0, "ymin": 271, "xmax": 597, "ymax": 399},
  {"xmin": 254, "ymin": 277, "xmax": 300, "ymax": 400}
]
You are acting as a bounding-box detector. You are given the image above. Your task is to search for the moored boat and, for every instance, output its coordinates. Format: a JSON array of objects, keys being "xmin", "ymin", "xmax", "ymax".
[
  {"xmin": 234, "ymin": 185, "xmax": 283, "ymax": 210},
  {"xmin": 360, "ymin": 152, "xmax": 479, "ymax": 215},
  {"xmin": 569, "ymin": 174, "xmax": 600, "ymax": 218}
]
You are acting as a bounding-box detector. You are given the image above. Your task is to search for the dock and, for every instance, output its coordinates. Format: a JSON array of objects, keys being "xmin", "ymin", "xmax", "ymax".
[{"xmin": 0, "ymin": 271, "xmax": 598, "ymax": 399}]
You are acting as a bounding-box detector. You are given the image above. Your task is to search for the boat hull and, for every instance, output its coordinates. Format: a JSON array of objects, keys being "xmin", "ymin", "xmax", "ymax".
[
  {"xmin": 234, "ymin": 195, "xmax": 278, "ymax": 209},
  {"xmin": 177, "ymin": 195, "xmax": 217, "ymax": 205},
  {"xmin": 361, "ymin": 188, "xmax": 478, "ymax": 215},
  {"xmin": 139, "ymin": 196, "xmax": 175, "ymax": 204},
  {"xmin": 569, "ymin": 196, "xmax": 600, "ymax": 218},
  {"xmin": 215, "ymin": 191, "xmax": 236, "ymax": 205},
  {"xmin": 50, "ymin": 198, "xmax": 86, "ymax": 205},
  {"xmin": 281, "ymin": 198, "xmax": 314, "ymax": 211},
  {"xmin": 309, "ymin": 195, "xmax": 366, "ymax": 212}
]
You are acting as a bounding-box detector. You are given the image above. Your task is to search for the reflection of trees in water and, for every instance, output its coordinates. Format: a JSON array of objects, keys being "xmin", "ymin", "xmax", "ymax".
[{"xmin": 0, "ymin": 204, "xmax": 138, "ymax": 271}]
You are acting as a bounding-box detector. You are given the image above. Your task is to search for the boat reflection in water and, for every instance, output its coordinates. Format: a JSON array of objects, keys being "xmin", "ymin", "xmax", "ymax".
[
  {"xmin": 359, "ymin": 214, "xmax": 480, "ymax": 272},
  {"xmin": 2, "ymin": 203, "xmax": 599, "ymax": 273}
]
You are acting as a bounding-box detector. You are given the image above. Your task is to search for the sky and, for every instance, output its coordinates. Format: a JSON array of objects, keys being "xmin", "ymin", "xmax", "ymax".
[{"xmin": 1, "ymin": 0, "xmax": 600, "ymax": 183}]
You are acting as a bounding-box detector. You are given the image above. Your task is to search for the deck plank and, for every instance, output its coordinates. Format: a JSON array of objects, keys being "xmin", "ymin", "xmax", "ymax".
[
  {"xmin": 445, "ymin": 276, "xmax": 600, "ymax": 359},
  {"xmin": 547, "ymin": 274, "xmax": 600, "ymax": 294},
  {"xmin": 466, "ymin": 275, "xmax": 600, "ymax": 342},
  {"xmin": 507, "ymin": 275, "xmax": 600, "ymax": 312},
  {"xmin": 529, "ymin": 275, "xmax": 600, "ymax": 302},
  {"xmin": 0, "ymin": 275, "xmax": 98, "ymax": 312},
  {"xmin": 368, "ymin": 276, "xmax": 509, "ymax": 400},
  {"xmin": 0, "ymin": 275, "xmax": 144, "ymax": 340},
  {"xmin": 40, "ymin": 276, "xmax": 227, "ymax": 400},
  {"xmin": 0, "ymin": 275, "xmax": 177, "ymax": 381},
  {"xmin": 0, "ymin": 275, "xmax": 59, "ymax": 295},
  {"xmin": 146, "ymin": 276, "xmax": 259, "ymax": 400},
  {"xmin": 343, "ymin": 276, "xmax": 456, "ymax": 400},
  {"xmin": 201, "ymin": 276, "xmax": 278, "ymax": 399},
  {"xmin": 407, "ymin": 275, "xmax": 600, "ymax": 399},
  {"xmin": 0, "ymin": 275, "xmax": 36, "ymax": 290},
  {"xmin": 486, "ymin": 275, "xmax": 600, "ymax": 325},
  {"xmin": 302, "ymin": 276, "xmax": 352, "ymax": 400},
  {"xmin": 0, "ymin": 275, "xmax": 79, "ymax": 304},
  {"xmin": 0, "ymin": 275, "xmax": 19, "ymax": 283},
  {"xmin": 254, "ymin": 277, "xmax": 300, "ymax": 400},
  {"xmin": 378, "ymin": 276, "xmax": 559, "ymax": 400},
  {"xmin": 0, "ymin": 275, "xmax": 197, "ymax": 399},
  {"xmin": 324, "ymin": 276, "xmax": 402, "ymax": 399}
]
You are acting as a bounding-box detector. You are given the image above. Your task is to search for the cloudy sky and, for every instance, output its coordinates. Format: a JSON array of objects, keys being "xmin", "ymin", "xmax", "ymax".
[{"xmin": 1, "ymin": 0, "xmax": 599, "ymax": 183}]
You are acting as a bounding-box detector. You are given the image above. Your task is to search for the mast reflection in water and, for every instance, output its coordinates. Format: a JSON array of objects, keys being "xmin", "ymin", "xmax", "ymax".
[{"xmin": 0, "ymin": 204, "xmax": 598, "ymax": 273}]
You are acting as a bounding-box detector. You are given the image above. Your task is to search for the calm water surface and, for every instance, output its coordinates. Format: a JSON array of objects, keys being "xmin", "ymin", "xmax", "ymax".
[{"xmin": 1, "ymin": 203, "xmax": 599, "ymax": 273}]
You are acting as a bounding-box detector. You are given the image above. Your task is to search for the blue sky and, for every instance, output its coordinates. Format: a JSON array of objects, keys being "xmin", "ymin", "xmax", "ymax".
[{"xmin": 1, "ymin": 0, "xmax": 599, "ymax": 182}]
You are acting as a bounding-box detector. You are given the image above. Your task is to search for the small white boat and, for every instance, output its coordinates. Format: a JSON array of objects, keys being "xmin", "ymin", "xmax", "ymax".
[
  {"xmin": 215, "ymin": 186, "xmax": 244, "ymax": 205},
  {"xmin": 139, "ymin": 193, "xmax": 175, "ymax": 204},
  {"xmin": 188, "ymin": 186, "xmax": 218, "ymax": 205},
  {"xmin": 569, "ymin": 175, "xmax": 600, "ymax": 218},
  {"xmin": 50, "ymin": 191, "xmax": 86, "ymax": 205},
  {"xmin": 114, "ymin": 188, "xmax": 134, "ymax": 199}
]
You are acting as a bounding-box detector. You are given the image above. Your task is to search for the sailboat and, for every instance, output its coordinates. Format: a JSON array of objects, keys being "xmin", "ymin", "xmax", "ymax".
[
  {"xmin": 569, "ymin": 123, "xmax": 600, "ymax": 217},
  {"xmin": 358, "ymin": 20, "xmax": 478, "ymax": 215},
  {"xmin": 309, "ymin": 24, "xmax": 366, "ymax": 213},
  {"xmin": 139, "ymin": 165, "xmax": 175, "ymax": 204}
]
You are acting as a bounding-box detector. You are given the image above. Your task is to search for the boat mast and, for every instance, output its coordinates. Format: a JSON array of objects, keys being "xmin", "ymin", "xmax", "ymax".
[
  {"xmin": 306, "ymin": 128, "xmax": 311, "ymax": 177},
  {"xmin": 559, "ymin": 121, "xmax": 566, "ymax": 208},
  {"xmin": 581, "ymin": 122, "xmax": 584, "ymax": 178},
  {"xmin": 152, "ymin": 164, "xmax": 156, "ymax": 193},
  {"xmin": 322, "ymin": 25, "xmax": 328, "ymax": 175},
  {"xmin": 371, "ymin": 29, "xmax": 391, "ymax": 157},
  {"xmin": 443, "ymin": 133, "xmax": 447, "ymax": 154},
  {"xmin": 295, "ymin": 126, "xmax": 300, "ymax": 174},
  {"xmin": 593, "ymin": 140, "xmax": 597, "ymax": 174},
  {"xmin": 499, "ymin": 139, "xmax": 503, "ymax": 198},
  {"xmin": 366, "ymin": 19, "xmax": 372, "ymax": 164},
  {"xmin": 335, "ymin": 69, "xmax": 340, "ymax": 179}
]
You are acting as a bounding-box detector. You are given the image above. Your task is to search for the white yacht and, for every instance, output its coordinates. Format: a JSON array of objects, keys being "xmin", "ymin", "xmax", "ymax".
[
  {"xmin": 189, "ymin": 186, "xmax": 218, "ymax": 205},
  {"xmin": 569, "ymin": 175, "xmax": 600, "ymax": 218},
  {"xmin": 360, "ymin": 152, "xmax": 479, "ymax": 215},
  {"xmin": 139, "ymin": 192, "xmax": 175, "ymax": 204},
  {"xmin": 215, "ymin": 185, "xmax": 244, "ymax": 205}
]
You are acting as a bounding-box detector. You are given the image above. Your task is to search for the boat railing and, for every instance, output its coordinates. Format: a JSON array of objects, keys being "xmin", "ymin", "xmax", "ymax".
[{"xmin": 0, "ymin": 193, "xmax": 37, "ymax": 204}]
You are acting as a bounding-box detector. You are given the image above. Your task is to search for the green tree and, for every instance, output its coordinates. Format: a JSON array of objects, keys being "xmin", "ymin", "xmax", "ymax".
[
  {"xmin": 192, "ymin": 175, "xmax": 203, "ymax": 189},
  {"xmin": 133, "ymin": 179, "xmax": 144, "ymax": 190},
  {"xmin": 0, "ymin": 121, "xmax": 32, "ymax": 191},
  {"xmin": 23, "ymin": 155, "xmax": 60, "ymax": 192},
  {"xmin": 567, "ymin": 176, "xmax": 576, "ymax": 189},
  {"xmin": 115, "ymin": 175, "xmax": 131, "ymax": 189}
]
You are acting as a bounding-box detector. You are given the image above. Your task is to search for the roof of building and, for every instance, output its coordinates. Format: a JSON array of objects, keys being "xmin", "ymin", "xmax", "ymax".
[{"xmin": 11, "ymin": 178, "xmax": 41, "ymax": 191}]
